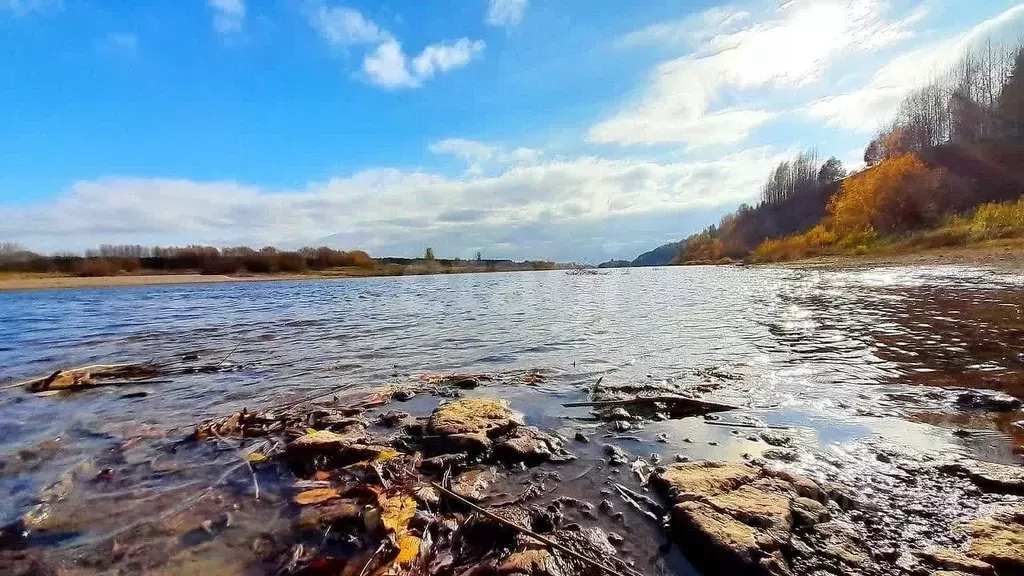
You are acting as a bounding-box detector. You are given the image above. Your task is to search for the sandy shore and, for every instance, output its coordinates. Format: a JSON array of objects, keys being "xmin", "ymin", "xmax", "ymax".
[
  {"xmin": 0, "ymin": 273, "xmax": 316, "ymax": 291},
  {"xmin": 778, "ymin": 239, "xmax": 1024, "ymax": 271}
]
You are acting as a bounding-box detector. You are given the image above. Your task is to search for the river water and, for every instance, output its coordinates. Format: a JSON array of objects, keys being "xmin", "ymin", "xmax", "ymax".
[{"xmin": 1, "ymin": 265, "xmax": 1023, "ymax": 574}]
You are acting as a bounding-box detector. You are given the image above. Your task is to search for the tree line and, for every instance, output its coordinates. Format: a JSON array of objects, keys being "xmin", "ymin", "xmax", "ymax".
[{"xmin": 673, "ymin": 39, "xmax": 1024, "ymax": 264}]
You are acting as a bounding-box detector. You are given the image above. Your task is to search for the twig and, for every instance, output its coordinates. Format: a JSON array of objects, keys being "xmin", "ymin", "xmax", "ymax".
[
  {"xmin": 211, "ymin": 428, "xmax": 262, "ymax": 500},
  {"xmin": 704, "ymin": 421, "xmax": 790, "ymax": 430},
  {"xmin": 216, "ymin": 343, "xmax": 242, "ymax": 367},
  {"xmin": 562, "ymin": 395, "xmax": 737, "ymax": 412},
  {"xmin": 611, "ymin": 482, "xmax": 663, "ymax": 516},
  {"xmin": 431, "ymin": 482, "xmax": 642, "ymax": 576}
]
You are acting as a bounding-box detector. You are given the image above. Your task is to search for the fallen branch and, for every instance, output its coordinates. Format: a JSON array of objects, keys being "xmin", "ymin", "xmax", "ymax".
[
  {"xmin": 12, "ymin": 363, "xmax": 162, "ymax": 392},
  {"xmin": 704, "ymin": 421, "xmax": 790, "ymax": 431},
  {"xmin": 563, "ymin": 395, "xmax": 737, "ymax": 412},
  {"xmin": 431, "ymin": 482, "xmax": 643, "ymax": 576},
  {"xmin": 610, "ymin": 482, "xmax": 663, "ymax": 517}
]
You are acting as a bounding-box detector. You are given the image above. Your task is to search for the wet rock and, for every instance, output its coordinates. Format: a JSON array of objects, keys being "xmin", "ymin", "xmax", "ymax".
[
  {"xmin": 496, "ymin": 549, "xmax": 562, "ymax": 576},
  {"xmin": 762, "ymin": 449, "xmax": 799, "ymax": 463},
  {"xmin": 1012, "ymin": 420, "xmax": 1024, "ymax": 432},
  {"xmin": 573, "ymin": 431, "xmax": 589, "ymax": 443},
  {"xmin": 656, "ymin": 433, "xmax": 669, "ymax": 443},
  {"xmin": 424, "ymin": 432, "xmax": 492, "ymax": 456},
  {"xmin": 420, "ymin": 453, "xmax": 468, "ymax": 473},
  {"xmin": 429, "ymin": 398, "xmax": 524, "ymax": 436},
  {"xmin": 920, "ymin": 548, "xmax": 995, "ymax": 575},
  {"xmin": 495, "ymin": 427, "xmax": 575, "ymax": 464},
  {"xmin": 939, "ymin": 460, "xmax": 1024, "ymax": 493},
  {"xmin": 376, "ymin": 410, "xmax": 409, "ymax": 427},
  {"xmin": 962, "ymin": 506, "xmax": 1024, "ymax": 573},
  {"xmin": 288, "ymin": 429, "xmax": 364, "ymax": 453},
  {"xmin": 652, "ymin": 460, "xmax": 863, "ymax": 576},
  {"xmin": 607, "ymin": 532, "xmax": 625, "ymax": 546},
  {"xmin": 955, "ymin": 391, "xmax": 1022, "ymax": 412},
  {"xmin": 609, "ymin": 408, "xmax": 631, "ymax": 420},
  {"xmin": 452, "ymin": 468, "xmax": 499, "ymax": 502},
  {"xmin": 603, "ymin": 444, "xmax": 629, "ymax": 466},
  {"xmin": 612, "ymin": 421, "xmax": 632, "ymax": 432},
  {"xmin": 760, "ymin": 432, "xmax": 792, "ymax": 447},
  {"xmin": 392, "ymin": 389, "xmax": 416, "ymax": 401}
]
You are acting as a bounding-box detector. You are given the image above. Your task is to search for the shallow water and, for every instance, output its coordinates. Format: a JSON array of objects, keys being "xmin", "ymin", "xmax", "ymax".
[{"xmin": 1, "ymin": 265, "xmax": 1023, "ymax": 574}]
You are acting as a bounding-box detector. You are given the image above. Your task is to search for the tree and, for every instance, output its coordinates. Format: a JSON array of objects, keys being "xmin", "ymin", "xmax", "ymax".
[
  {"xmin": 998, "ymin": 45, "xmax": 1024, "ymax": 138},
  {"xmin": 818, "ymin": 157, "xmax": 846, "ymax": 185},
  {"xmin": 424, "ymin": 247, "xmax": 435, "ymax": 260},
  {"xmin": 474, "ymin": 251, "xmax": 482, "ymax": 262},
  {"xmin": 864, "ymin": 137, "xmax": 883, "ymax": 166}
]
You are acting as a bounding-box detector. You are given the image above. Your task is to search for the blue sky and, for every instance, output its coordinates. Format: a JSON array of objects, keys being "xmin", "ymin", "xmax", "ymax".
[{"xmin": 1, "ymin": 0, "xmax": 1022, "ymax": 262}]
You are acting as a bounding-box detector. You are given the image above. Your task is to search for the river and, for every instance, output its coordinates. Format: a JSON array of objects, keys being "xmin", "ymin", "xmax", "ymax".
[{"xmin": 1, "ymin": 265, "xmax": 1022, "ymax": 574}]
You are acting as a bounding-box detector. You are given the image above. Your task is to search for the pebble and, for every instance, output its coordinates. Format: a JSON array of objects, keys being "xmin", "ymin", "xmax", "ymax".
[
  {"xmin": 574, "ymin": 431, "xmax": 589, "ymax": 443},
  {"xmin": 674, "ymin": 454, "xmax": 690, "ymax": 463},
  {"xmin": 683, "ymin": 438, "xmax": 694, "ymax": 444},
  {"xmin": 650, "ymin": 453, "xmax": 661, "ymax": 464},
  {"xmin": 607, "ymin": 532, "xmax": 625, "ymax": 546},
  {"xmin": 708, "ymin": 441, "xmax": 719, "ymax": 446},
  {"xmin": 599, "ymin": 499, "xmax": 613, "ymax": 513},
  {"xmin": 656, "ymin": 433, "xmax": 669, "ymax": 443}
]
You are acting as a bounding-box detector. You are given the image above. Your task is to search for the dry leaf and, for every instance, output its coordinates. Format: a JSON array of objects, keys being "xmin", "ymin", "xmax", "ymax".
[
  {"xmin": 246, "ymin": 452, "xmax": 268, "ymax": 463},
  {"xmin": 380, "ymin": 496, "xmax": 416, "ymax": 534},
  {"xmin": 394, "ymin": 533, "xmax": 422, "ymax": 567},
  {"xmin": 294, "ymin": 488, "xmax": 340, "ymax": 505}
]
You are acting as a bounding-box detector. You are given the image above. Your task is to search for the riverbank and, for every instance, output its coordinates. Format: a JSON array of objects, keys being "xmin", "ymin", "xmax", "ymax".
[
  {"xmin": 0, "ymin": 264, "xmax": 560, "ymax": 291},
  {"xmin": 776, "ymin": 238, "xmax": 1024, "ymax": 270}
]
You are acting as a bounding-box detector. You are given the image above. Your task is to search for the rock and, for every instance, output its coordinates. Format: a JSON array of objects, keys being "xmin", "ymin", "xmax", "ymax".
[
  {"xmin": 656, "ymin": 433, "xmax": 669, "ymax": 443},
  {"xmin": 652, "ymin": 460, "xmax": 862, "ymax": 576},
  {"xmin": 955, "ymin": 391, "xmax": 1022, "ymax": 412},
  {"xmin": 939, "ymin": 460, "xmax": 1024, "ymax": 493},
  {"xmin": 296, "ymin": 499, "xmax": 362, "ymax": 530},
  {"xmin": 288, "ymin": 429, "xmax": 364, "ymax": 452},
  {"xmin": 427, "ymin": 398, "xmax": 524, "ymax": 438},
  {"xmin": 603, "ymin": 444, "xmax": 629, "ymax": 466},
  {"xmin": 574, "ymin": 431, "xmax": 589, "ymax": 443},
  {"xmin": 494, "ymin": 427, "xmax": 575, "ymax": 464},
  {"xmin": 921, "ymin": 548, "xmax": 995, "ymax": 575},
  {"xmin": 609, "ymin": 408, "xmax": 631, "ymax": 420},
  {"xmin": 1012, "ymin": 420, "xmax": 1024, "ymax": 432},
  {"xmin": 451, "ymin": 468, "xmax": 499, "ymax": 502},
  {"xmin": 393, "ymin": 389, "xmax": 416, "ymax": 401},
  {"xmin": 759, "ymin": 432, "xmax": 792, "ymax": 447},
  {"xmin": 607, "ymin": 532, "xmax": 625, "ymax": 546},
  {"xmin": 377, "ymin": 411, "xmax": 409, "ymax": 427},
  {"xmin": 496, "ymin": 549, "xmax": 562, "ymax": 576},
  {"xmin": 612, "ymin": 420, "xmax": 632, "ymax": 432},
  {"xmin": 420, "ymin": 453, "xmax": 468, "ymax": 473},
  {"xmin": 762, "ymin": 449, "xmax": 799, "ymax": 463},
  {"xmin": 790, "ymin": 497, "xmax": 829, "ymax": 527},
  {"xmin": 963, "ymin": 507, "xmax": 1024, "ymax": 573}
]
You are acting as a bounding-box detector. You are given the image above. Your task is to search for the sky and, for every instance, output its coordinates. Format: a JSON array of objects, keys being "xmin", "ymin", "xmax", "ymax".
[{"xmin": 1, "ymin": 0, "xmax": 1022, "ymax": 262}]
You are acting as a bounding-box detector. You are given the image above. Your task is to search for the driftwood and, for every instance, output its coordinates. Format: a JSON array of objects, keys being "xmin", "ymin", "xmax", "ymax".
[
  {"xmin": 431, "ymin": 482, "xmax": 644, "ymax": 576},
  {"xmin": 11, "ymin": 363, "xmax": 162, "ymax": 393},
  {"xmin": 563, "ymin": 395, "xmax": 737, "ymax": 413}
]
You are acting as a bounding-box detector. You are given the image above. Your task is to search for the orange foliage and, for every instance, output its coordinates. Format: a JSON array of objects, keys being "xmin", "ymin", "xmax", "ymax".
[{"xmin": 827, "ymin": 154, "xmax": 931, "ymax": 235}]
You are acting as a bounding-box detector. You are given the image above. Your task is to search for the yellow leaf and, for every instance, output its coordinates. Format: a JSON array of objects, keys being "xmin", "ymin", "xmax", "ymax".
[
  {"xmin": 395, "ymin": 533, "xmax": 422, "ymax": 567},
  {"xmin": 306, "ymin": 428, "xmax": 319, "ymax": 435},
  {"xmin": 294, "ymin": 488, "xmax": 340, "ymax": 505},
  {"xmin": 380, "ymin": 496, "xmax": 416, "ymax": 534},
  {"xmin": 246, "ymin": 452, "xmax": 268, "ymax": 463}
]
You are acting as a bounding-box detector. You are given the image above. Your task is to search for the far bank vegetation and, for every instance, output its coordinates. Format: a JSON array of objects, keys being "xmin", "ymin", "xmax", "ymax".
[{"xmin": 673, "ymin": 40, "xmax": 1024, "ymax": 264}]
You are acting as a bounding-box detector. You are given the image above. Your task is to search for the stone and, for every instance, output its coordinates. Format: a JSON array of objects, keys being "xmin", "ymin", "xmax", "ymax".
[
  {"xmin": 603, "ymin": 444, "xmax": 629, "ymax": 466},
  {"xmin": 451, "ymin": 468, "xmax": 499, "ymax": 502},
  {"xmin": 296, "ymin": 499, "xmax": 362, "ymax": 530},
  {"xmin": 939, "ymin": 460, "xmax": 1024, "ymax": 493},
  {"xmin": 496, "ymin": 550, "xmax": 562, "ymax": 576},
  {"xmin": 376, "ymin": 411, "xmax": 409, "ymax": 427},
  {"xmin": 955, "ymin": 391, "xmax": 1022, "ymax": 412},
  {"xmin": 762, "ymin": 449, "xmax": 800, "ymax": 463},
  {"xmin": 790, "ymin": 497, "xmax": 829, "ymax": 527},
  {"xmin": 427, "ymin": 398, "xmax": 524, "ymax": 437},
  {"xmin": 807, "ymin": 521, "xmax": 869, "ymax": 567},
  {"xmin": 494, "ymin": 427, "xmax": 575, "ymax": 463},
  {"xmin": 420, "ymin": 453, "xmax": 468, "ymax": 473},
  {"xmin": 574, "ymin": 431, "xmax": 589, "ymax": 443},
  {"xmin": 921, "ymin": 548, "xmax": 995, "ymax": 575},
  {"xmin": 963, "ymin": 507, "xmax": 1024, "ymax": 573}
]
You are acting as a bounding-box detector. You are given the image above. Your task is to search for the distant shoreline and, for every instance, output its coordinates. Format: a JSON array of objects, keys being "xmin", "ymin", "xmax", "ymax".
[{"xmin": 771, "ymin": 239, "xmax": 1024, "ymax": 271}]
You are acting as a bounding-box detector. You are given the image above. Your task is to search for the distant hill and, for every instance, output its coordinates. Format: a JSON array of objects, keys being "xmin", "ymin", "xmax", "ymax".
[
  {"xmin": 631, "ymin": 241, "xmax": 683, "ymax": 267},
  {"xmin": 597, "ymin": 259, "xmax": 632, "ymax": 268}
]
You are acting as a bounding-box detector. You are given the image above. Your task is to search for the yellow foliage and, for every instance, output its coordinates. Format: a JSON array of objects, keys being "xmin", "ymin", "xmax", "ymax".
[
  {"xmin": 828, "ymin": 154, "xmax": 930, "ymax": 235},
  {"xmin": 380, "ymin": 495, "xmax": 416, "ymax": 534}
]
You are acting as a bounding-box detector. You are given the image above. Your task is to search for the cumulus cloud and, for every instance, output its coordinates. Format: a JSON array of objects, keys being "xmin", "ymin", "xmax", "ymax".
[
  {"xmin": 486, "ymin": 0, "xmax": 528, "ymax": 27},
  {"xmin": 592, "ymin": 0, "xmax": 925, "ymax": 147},
  {"xmin": 310, "ymin": 5, "xmax": 384, "ymax": 46},
  {"xmin": 308, "ymin": 5, "xmax": 486, "ymax": 89},
  {"xmin": 806, "ymin": 3, "xmax": 1024, "ymax": 132},
  {"xmin": 1, "ymin": 147, "xmax": 789, "ymax": 261},
  {"xmin": 430, "ymin": 139, "xmax": 541, "ymax": 175}
]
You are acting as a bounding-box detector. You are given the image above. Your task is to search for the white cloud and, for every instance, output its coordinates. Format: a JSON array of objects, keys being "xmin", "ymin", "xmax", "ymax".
[
  {"xmin": 412, "ymin": 39, "xmax": 486, "ymax": 79},
  {"xmin": 486, "ymin": 0, "xmax": 528, "ymax": 27},
  {"xmin": 208, "ymin": 0, "xmax": 245, "ymax": 34},
  {"xmin": 806, "ymin": 3, "xmax": 1024, "ymax": 133},
  {"xmin": 363, "ymin": 38, "xmax": 486, "ymax": 89},
  {"xmin": 1, "ymin": 147, "xmax": 787, "ymax": 260},
  {"xmin": 592, "ymin": 0, "xmax": 924, "ymax": 147},
  {"xmin": 430, "ymin": 139, "xmax": 542, "ymax": 174},
  {"xmin": 308, "ymin": 5, "xmax": 486, "ymax": 89},
  {"xmin": 310, "ymin": 6, "xmax": 384, "ymax": 46}
]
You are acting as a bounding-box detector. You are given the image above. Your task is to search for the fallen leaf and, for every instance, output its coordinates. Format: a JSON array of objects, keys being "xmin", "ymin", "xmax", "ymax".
[
  {"xmin": 294, "ymin": 488, "xmax": 340, "ymax": 505},
  {"xmin": 380, "ymin": 496, "xmax": 416, "ymax": 534},
  {"xmin": 395, "ymin": 533, "xmax": 422, "ymax": 567},
  {"xmin": 246, "ymin": 452, "xmax": 268, "ymax": 463}
]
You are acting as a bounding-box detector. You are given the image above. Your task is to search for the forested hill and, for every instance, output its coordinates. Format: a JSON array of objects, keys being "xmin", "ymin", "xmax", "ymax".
[{"xmin": 643, "ymin": 40, "xmax": 1024, "ymax": 265}]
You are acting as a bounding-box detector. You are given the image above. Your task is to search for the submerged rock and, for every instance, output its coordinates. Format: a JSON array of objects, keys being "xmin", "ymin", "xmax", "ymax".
[
  {"xmin": 955, "ymin": 391, "xmax": 1023, "ymax": 412},
  {"xmin": 652, "ymin": 460, "xmax": 870, "ymax": 576},
  {"xmin": 452, "ymin": 468, "xmax": 499, "ymax": 502},
  {"xmin": 939, "ymin": 460, "xmax": 1024, "ymax": 493},
  {"xmin": 494, "ymin": 426, "xmax": 575, "ymax": 464},
  {"xmin": 962, "ymin": 507, "xmax": 1024, "ymax": 574},
  {"xmin": 428, "ymin": 398, "xmax": 524, "ymax": 437}
]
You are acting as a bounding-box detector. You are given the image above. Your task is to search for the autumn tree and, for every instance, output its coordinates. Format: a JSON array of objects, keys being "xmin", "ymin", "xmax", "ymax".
[
  {"xmin": 818, "ymin": 157, "xmax": 846, "ymax": 184},
  {"xmin": 998, "ymin": 45, "xmax": 1024, "ymax": 138}
]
